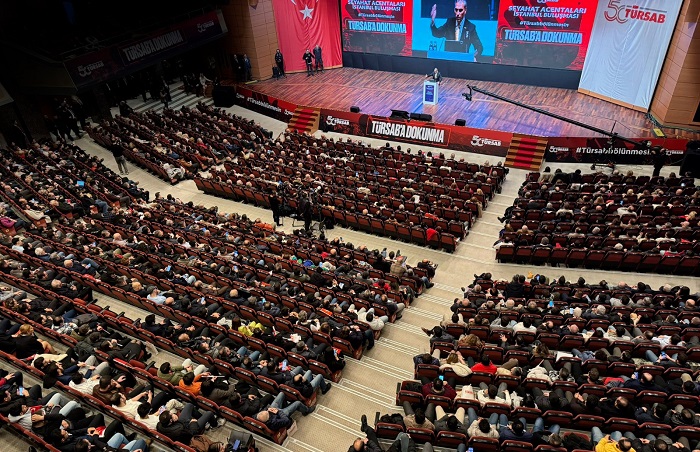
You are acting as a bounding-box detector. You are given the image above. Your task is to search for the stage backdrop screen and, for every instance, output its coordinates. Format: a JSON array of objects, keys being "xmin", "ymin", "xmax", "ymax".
[{"xmin": 341, "ymin": 0, "xmax": 600, "ymax": 70}]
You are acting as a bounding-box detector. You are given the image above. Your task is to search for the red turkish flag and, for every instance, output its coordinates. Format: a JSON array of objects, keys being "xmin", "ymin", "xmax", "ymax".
[{"xmin": 272, "ymin": 0, "xmax": 342, "ymax": 72}]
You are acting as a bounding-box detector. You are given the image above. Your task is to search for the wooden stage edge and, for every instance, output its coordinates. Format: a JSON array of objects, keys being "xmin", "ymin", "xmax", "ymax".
[{"xmin": 237, "ymin": 67, "xmax": 699, "ymax": 140}]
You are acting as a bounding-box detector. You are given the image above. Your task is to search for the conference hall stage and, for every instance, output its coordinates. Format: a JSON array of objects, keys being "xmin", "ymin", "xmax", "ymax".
[{"xmin": 245, "ymin": 67, "xmax": 698, "ymax": 140}]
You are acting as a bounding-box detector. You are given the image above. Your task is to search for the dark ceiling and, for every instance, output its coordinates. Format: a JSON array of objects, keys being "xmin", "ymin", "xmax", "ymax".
[{"xmin": 0, "ymin": 0, "xmax": 227, "ymax": 60}]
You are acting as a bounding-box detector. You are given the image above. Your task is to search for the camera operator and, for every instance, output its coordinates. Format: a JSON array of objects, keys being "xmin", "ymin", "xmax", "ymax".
[
  {"xmin": 651, "ymin": 146, "xmax": 667, "ymax": 177},
  {"xmin": 299, "ymin": 190, "xmax": 314, "ymax": 232},
  {"xmin": 269, "ymin": 189, "xmax": 282, "ymax": 227}
]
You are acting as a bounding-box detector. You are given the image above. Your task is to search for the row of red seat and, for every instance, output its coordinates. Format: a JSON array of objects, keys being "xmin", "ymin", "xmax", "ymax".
[
  {"xmin": 195, "ymin": 177, "xmax": 461, "ymax": 252},
  {"xmin": 496, "ymin": 246, "xmax": 700, "ymax": 275}
]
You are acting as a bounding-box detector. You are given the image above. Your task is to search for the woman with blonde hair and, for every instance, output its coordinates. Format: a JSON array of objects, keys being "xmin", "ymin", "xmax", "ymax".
[
  {"xmin": 440, "ymin": 350, "xmax": 472, "ymax": 387},
  {"xmin": 458, "ymin": 333, "xmax": 484, "ymax": 350},
  {"xmin": 14, "ymin": 324, "xmax": 54, "ymax": 359}
]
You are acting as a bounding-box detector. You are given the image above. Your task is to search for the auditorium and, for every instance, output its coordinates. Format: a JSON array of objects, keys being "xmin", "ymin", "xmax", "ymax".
[{"xmin": 0, "ymin": 0, "xmax": 699, "ymax": 451}]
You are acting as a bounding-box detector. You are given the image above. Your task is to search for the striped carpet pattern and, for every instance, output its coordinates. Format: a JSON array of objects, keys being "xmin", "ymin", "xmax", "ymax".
[{"xmin": 505, "ymin": 134, "xmax": 548, "ymax": 171}]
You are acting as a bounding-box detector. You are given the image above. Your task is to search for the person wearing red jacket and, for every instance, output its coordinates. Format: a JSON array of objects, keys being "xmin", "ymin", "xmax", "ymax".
[{"xmin": 470, "ymin": 355, "xmax": 498, "ymax": 375}]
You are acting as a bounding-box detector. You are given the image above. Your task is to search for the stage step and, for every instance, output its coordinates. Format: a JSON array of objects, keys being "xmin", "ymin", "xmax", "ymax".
[
  {"xmin": 505, "ymin": 134, "xmax": 548, "ymax": 171},
  {"xmin": 288, "ymin": 106, "xmax": 321, "ymax": 134}
]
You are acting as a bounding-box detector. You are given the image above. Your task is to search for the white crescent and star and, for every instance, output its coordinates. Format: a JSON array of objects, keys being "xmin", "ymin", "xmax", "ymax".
[
  {"xmin": 291, "ymin": 0, "xmax": 319, "ymax": 20},
  {"xmin": 300, "ymin": 5, "xmax": 314, "ymax": 19}
]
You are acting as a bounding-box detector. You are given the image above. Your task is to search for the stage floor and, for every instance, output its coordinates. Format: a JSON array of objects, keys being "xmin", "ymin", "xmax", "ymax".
[{"xmin": 248, "ymin": 67, "xmax": 698, "ymax": 139}]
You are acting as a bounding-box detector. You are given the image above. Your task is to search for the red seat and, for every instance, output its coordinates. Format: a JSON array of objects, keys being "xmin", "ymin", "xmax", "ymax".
[
  {"xmin": 436, "ymin": 431, "xmax": 467, "ymax": 448},
  {"xmin": 511, "ymin": 244, "xmax": 532, "ymax": 263},
  {"xmin": 425, "ymin": 394, "xmax": 452, "ymax": 410},
  {"xmin": 566, "ymin": 249, "xmax": 587, "ymax": 267},
  {"xmin": 572, "ymin": 414, "xmax": 605, "ymax": 430},
  {"xmin": 601, "ymin": 251, "xmax": 624, "ymax": 270},
  {"xmin": 496, "ymin": 245, "xmax": 515, "ymax": 263},
  {"xmin": 531, "ymin": 248, "xmax": 551, "ymax": 265},
  {"xmin": 220, "ymin": 406, "xmax": 244, "ymax": 425},
  {"xmin": 672, "ymin": 426, "xmax": 700, "ymax": 440},
  {"xmin": 243, "ymin": 416, "xmax": 287, "ymax": 444},
  {"xmin": 619, "ymin": 252, "xmax": 644, "ymax": 271},
  {"xmin": 511, "ymin": 406, "xmax": 542, "ymax": 422},
  {"xmin": 677, "ymin": 256, "xmax": 700, "ymax": 276},
  {"xmin": 604, "ymin": 417, "xmax": 638, "ymax": 432},
  {"xmin": 468, "ymin": 436, "xmax": 499, "ymax": 452},
  {"xmin": 635, "ymin": 390, "xmax": 668, "ymax": 405},
  {"xmin": 657, "ymin": 255, "xmax": 682, "ymax": 273},
  {"xmin": 639, "ymin": 423, "xmax": 672, "ymax": 438},
  {"xmin": 415, "ymin": 364, "xmax": 440, "ymax": 381},
  {"xmin": 585, "ymin": 250, "xmax": 606, "ymax": 268},
  {"xmin": 667, "ymin": 393, "xmax": 700, "ymax": 409},
  {"xmin": 375, "ymin": 422, "xmax": 404, "ymax": 439},
  {"xmin": 502, "ymin": 440, "xmax": 534, "ymax": 452},
  {"xmin": 549, "ymin": 248, "xmax": 568, "ymax": 266},
  {"xmin": 542, "ymin": 410, "xmax": 573, "ymax": 428},
  {"xmin": 406, "ymin": 427, "xmax": 435, "ymax": 444},
  {"xmin": 637, "ymin": 254, "xmax": 661, "ymax": 272}
]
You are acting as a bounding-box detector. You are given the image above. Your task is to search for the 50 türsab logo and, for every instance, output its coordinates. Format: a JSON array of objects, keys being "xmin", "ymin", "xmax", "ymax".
[
  {"xmin": 326, "ymin": 116, "xmax": 350, "ymax": 127},
  {"xmin": 471, "ymin": 135, "xmax": 502, "ymax": 147},
  {"xmin": 604, "ymin": 0, "xmax": 666, "ymax": 23}
]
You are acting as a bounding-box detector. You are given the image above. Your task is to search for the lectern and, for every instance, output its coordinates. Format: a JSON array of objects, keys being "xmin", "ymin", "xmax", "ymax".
[{"xmin": 423, "ymin": 80, "xmax": 438, "ymax": 105}]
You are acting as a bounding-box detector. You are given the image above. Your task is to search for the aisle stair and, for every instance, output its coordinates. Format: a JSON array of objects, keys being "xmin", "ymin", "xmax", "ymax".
[
  {"xmin": 288, "ymin": 106, "xmax": 321, "ymax": 134},
  {"xmin": 505, "ymin": 134, "xmax": 548, "ymax": 171}
]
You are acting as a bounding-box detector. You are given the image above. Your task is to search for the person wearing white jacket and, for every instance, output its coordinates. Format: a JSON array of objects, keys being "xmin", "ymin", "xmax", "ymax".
[{"xmin": 356, "ymin": 307, "xmax": 387, "ymax": 331}]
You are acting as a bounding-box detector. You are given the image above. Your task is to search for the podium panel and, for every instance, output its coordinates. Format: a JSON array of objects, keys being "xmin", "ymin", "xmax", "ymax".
[{"xmin": 423, "ymin": 81, "xmax": 438, "ymax": 105}]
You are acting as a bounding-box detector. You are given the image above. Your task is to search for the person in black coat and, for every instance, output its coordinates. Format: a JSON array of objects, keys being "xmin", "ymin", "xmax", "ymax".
[
  {"xmin": 157, "ymin": 402, "xmax": 214, "ymax": 444},
  {"xmin": 430, "ymin": 0, "xmax": 483, "ymax": 60},
  {"xmin": 274, "ymin": 49, "xmax": 286, "ymax": 77},
  {"xmin": 243, "ymin": 54, "xmax": 252, "ymax": 81},
  {"xmin": 269, "ymin": 192, "xmax": 282, "ymax": 226},
  {"xmin": 652, "ymin": 147, "xmax": 667, "ymax": 177},
  {"xmin": 232, "ymin": 390, "xmax": 274, "ymax": 417},
  {"xmin": 13, "ymin": 324, "xmax": 49, "ymax": 359},
  {"xmin": 303, "ymin": 50, "xmax": 314, "ymax": 76},
  {"xmin": 313, "ymin": 45, "xmax": 323, "ymax": 72}
]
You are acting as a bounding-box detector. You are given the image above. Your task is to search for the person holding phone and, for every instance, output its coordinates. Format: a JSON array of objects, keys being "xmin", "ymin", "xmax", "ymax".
[
  {"xmin": 7, "ymin": 390, "xmax": 72, "ymax": 430},
  {"xmin": 259, "ymin": 359, "xmax": 303, "ymax": 385},
  {"xmin": 290, "ymin": 369, "xmax": 332, "ymax": 398},
  {"xmin": 157, "ymin": 402, "xmax": 216, "ymax": 444},
  {"xmin": 621, "ymin": 371, "xmax": 667, "ymax": 393},
  {"xmin": 422, "ymin": 377, "xmax": 457, "ymax": 400},
  {"xmin": 178, "ymin": 371, "xmax": 211, "ymax": 396},
  {"xmin": 590, "ymin": 431, "xmax": 634, "ymax": 452},
  {"xmin": 135, "ymin": 397, "xmax": 183, "ymax": 430}
]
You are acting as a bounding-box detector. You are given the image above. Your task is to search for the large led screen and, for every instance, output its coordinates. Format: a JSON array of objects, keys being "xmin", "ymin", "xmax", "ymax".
[{"xmin": 341, "ymin": 0, "xmax": 599, "ymax": 70}]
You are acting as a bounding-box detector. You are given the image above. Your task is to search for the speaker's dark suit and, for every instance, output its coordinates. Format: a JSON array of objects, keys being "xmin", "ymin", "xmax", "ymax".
[{"xmin": 430, "ymin": 17, "xmax": 483, "ymax": 57}]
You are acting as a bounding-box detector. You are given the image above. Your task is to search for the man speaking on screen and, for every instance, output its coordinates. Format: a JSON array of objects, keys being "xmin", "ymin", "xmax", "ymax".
[{"xmin": 430, "ymin": 0, "xmax": 483, "ymax": 61}]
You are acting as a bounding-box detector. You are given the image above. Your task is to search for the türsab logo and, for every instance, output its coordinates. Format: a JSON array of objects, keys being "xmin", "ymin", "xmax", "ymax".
[
  {"xmin": 326, "ymin": 116, "xmax": 350, "ymax": 126},
  {"xmin": 77, "ymin": 61, "xmax": 105, "ymax": 77},
  {"xmin": 604, "ymin": 0, "xmax": 667, "ymax": 24},
  {"xmin": 471, "ymin": 135, "xmax": 502, "ymax": 147},
  {"xmin": 197, "ymin": 20, "xmax": 215, "ymax": 32}
]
